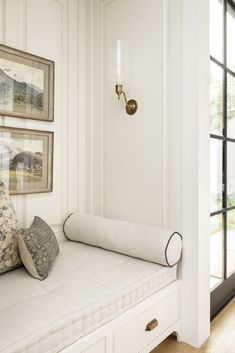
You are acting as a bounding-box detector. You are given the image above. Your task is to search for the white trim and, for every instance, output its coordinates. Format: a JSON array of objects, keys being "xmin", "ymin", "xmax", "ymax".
[
  {"xmin": 0, "ymin": 0, "xmax": 6, "ymax": 44},
  {"xmin": 84, "ymin": 0, "xmax": 93, "ymax": 214},
  {"xmin": 91, "ymin": 0, "xmax": 103, "ymax": 216},
  {"xmin": 86, "ymin": 0, "xmax": 110, "ymax": 217},
  {"xmin": 66, "ymin": 0, "xmax": 79, "ymax": 214},
  {"xmin": 180, "ymin": 0, "xmax": 210, "ymax": 347},
  {"xmin": 78, "ymin": 0, "xmax": 87, "ymax": 213},
  {"xmin": 162, "ymin": 0, "xmax": 169, "ymax": 228},
  {"xmin": 18, "ymin": 0, "xmax": 27, "ymax": 228},
  {"xmin": 0, "ymin": 0, "xmax": 6, "ymax": 127},
  {"xmin": 101, "ymin": 0, "xmax": 117, "ymax": 6},
  {"xmin": 100, "ymin": 0, "xmax": 105, "ymax": 216},
  {"xmin": 4, "ymin": 0, "xmax": 28, "ymax": 227},
  {"xmin": 89, "ymin": 0, "xmax": 95, "ymax": 214}
]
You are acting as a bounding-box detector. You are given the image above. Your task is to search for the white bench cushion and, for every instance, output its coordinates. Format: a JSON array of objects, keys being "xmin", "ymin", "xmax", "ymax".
[{"xmin": 0, "ymin": 240, "xmax": 177, "ymax": 353}]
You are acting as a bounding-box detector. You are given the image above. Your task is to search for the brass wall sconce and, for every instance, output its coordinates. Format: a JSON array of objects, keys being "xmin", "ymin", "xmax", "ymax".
[
  {"xmin": 115, "ymin": 84, "xmax": 138, "ymax": 116},
  {"xmin": 116, "ymin": 40, "xmax": 138, "ymax": 116}
]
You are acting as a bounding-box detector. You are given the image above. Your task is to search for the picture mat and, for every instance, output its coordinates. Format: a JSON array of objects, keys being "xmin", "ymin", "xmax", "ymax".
[{"xmin": 0, "ymin": 56, "xmax": 44, "ymax": 90}]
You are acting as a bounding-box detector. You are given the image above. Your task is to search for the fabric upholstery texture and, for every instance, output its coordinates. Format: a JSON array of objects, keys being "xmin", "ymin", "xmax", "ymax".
[
  {"xmin": 18, "ymin": 216, "xmax": 59, "ymax": 280},
  {"xmin": 0, "ymin": 240, "xmax": 177, "ymax": 353},
  {"xmin": 64, "ymin": 213, "xmax": 182, "ymax": 266},
  {"xmin": 0, "ymin": 182, "xmax": 21, "ymax": 274}
]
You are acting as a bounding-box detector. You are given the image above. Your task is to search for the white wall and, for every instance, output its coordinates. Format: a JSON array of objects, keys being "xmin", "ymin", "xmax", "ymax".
[
  {"xmin": 0, "ymin": 0, "xmax": 210, "ymax": 347},
  {"xmin": 91, "ymin": 0, "xmax": 166, "ymax": 227},
  {"xmin": 166, "ymin": 0, "xmax": 210, "ymax": 346},
  {"xmin": 90, "ymin": 0, "xmax": 210, "ymax": 348},
  {"xmin": 181, "ymin": 0, "xmax": 210, "ymax": 346},
  {"xmin": 0, "ymin": 0, "xmax": 81, "ymax": 234}
]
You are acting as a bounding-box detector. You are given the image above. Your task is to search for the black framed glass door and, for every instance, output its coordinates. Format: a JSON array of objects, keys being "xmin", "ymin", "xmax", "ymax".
[{"xmin": 210, "ymin": 0, "xmax": 235, "ymax": 318}]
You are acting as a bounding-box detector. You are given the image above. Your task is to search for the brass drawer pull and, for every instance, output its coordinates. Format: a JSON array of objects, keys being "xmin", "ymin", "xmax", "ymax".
[{"xmin": 145, "ymin": 319, "xmax": 158, "ymax": 331}]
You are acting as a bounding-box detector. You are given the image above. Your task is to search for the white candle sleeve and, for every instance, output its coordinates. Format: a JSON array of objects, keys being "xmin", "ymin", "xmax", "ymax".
[{"xmin": 117, "ymin": 40, "xmax": 122, "ymax": 84}]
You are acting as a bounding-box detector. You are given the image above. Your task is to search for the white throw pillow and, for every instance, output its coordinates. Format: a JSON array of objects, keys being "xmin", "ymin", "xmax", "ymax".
[{"xmin": 64, "ymin": 213, "xmax": 182, "ymax": 267}]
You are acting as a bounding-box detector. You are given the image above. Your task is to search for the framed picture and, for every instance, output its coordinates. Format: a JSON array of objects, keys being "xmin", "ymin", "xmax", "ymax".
[
  {"xmin": 0, "ymin": 44, "xmax": 54, "ymax": 121},
  {"xmin": 0, "ymin": 126, "xmax": 53, "ymax": 195}
]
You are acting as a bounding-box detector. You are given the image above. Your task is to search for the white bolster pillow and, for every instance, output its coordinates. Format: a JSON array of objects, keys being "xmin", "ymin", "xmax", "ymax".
[{"xmin": 63, "ymin": 214, "xmax": 182, "ymax": 267}]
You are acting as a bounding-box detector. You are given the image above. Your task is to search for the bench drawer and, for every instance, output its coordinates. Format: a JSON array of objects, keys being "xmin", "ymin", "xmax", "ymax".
[{"xmin": 114, "ymin": 290, "xmax": 179, "ymax": 353}]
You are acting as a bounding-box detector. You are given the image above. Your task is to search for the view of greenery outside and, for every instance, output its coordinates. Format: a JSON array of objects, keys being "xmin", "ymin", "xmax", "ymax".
[
  {"xmin": 227, "ymin": 74, "xmax": 235, "ymax": 135},
  {"xmin": 210, "ymin": 64, "xmax": 223, "ymax": 135},
  {"xmin": 210, "ymin": 72, "xmax": 235, "ymax": 231},
  {"xmin": 210, "ymin": 69, "xmax": 235, "ymax": 137},
  {"xmin": 210, "ymin": 0, "xmax": 235, "ymax": 293},
  {"xmin": 210, "ymin": 215, "xmax": 223, "ymax": 281},
  {"xmin": 210, "ymin": 67, "xmax": 223, "ymax": 284}
]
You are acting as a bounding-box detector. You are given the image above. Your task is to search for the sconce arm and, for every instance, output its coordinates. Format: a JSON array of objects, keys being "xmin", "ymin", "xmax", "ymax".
[
  {"xmin": 120, "ymin": 90, "xmax": 128, "ymax": 104},
  {"xmin": 115, "ymin": 84, "xmax": 138, "ymax": 116}
]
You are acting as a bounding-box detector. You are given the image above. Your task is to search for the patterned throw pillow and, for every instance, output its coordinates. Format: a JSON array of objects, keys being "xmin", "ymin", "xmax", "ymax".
[
  {"xmin": 0, "ymin": 182, "xmax": 21, "ymax": 274},
  {"xmin": 18, "ymin": 216, "xmax": 59, "ymax": 280}
]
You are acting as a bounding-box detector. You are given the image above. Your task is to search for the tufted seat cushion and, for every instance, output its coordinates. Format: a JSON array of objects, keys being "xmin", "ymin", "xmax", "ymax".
[{"xmin": 0, "ymin": 240, "xmax": 177, "ymax": 353}]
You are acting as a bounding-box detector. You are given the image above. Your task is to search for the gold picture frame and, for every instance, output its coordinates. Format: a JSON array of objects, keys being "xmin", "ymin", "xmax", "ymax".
[
  {"xmin": 0, "ymin": 44, "xmax": 54, "ymax": 121},
  {"xmin": 0, "ymin": 126, "xmax": 53, "ymax": 195}
]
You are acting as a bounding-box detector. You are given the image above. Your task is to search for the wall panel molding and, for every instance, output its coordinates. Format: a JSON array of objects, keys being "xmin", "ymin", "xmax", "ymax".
[
  {"xmin": 101, "ymin": 0, "xmax": 117, "ymax": 6},
  {"xmin": 66, "ymin": 0, "xmax": 79, "ymax": 214},
  {"xmin": 162, "ymin": 0, "xmax": 169, "ymax": 227},
  {"xmin": 75, "ymin": 0, "xmax": 103, "ymax": 216},
  {"xmin": 17, "ymin": 0, "xmax": 27, "ymax": 50},
  {"xmin": 93, "ymin": 0, "xmax": 103, "ymax": 215},
  {"xmin": 52, "ymin": 0, "xmax": 64, "ymax": 5},
  {"xmin": 4, "ymin": 0, "xmax": 28, "ymax": 226},
  {"xmin": 0, "ymin": 0, "xmax": 80, "ymax": 229},
  {"xmin": 0, "ymin": 0, "xmax": 6, "ymax": 43},
  {"xmin": 91, "ymin": 0, "xmax": 166, "ymax": 226},
  {"xmin": 56, "ymin": 0, "xmax": 69, "ymax": 222},
  {"xmin": 77, "ymin": 0, "xmax": 88, "ymax": 214}
]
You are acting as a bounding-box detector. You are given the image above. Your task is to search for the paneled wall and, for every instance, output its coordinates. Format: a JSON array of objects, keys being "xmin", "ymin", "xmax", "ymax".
[
  {"xmin": 90, "ymin": 0, "xmax": 166, "ymax": 227},
  {"xmin": 0, "ymin": 0, "xmax": 210, "ymax": 347},
  {"xmin": 0, "ymin": 0, "xmax": 167, "ymax": 230},
  {"xmin": 89, "ymin": 0, "xmax": 210, "ymax": 347},
  {"xmin": 0, "ymin": 0, "xmax": 81, "ymax": 233}
]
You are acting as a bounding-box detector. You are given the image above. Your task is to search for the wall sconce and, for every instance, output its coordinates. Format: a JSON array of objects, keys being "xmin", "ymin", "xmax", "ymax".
[
  {"xmin": 115, "ymin": 84, "xmax": 138, "ymax": 115},
  {"xmin": 115, "ymin": 40, "xmax": 138, "ymax": 116}
]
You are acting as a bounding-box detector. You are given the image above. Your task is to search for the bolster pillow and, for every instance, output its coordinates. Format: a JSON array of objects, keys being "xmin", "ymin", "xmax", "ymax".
[{"xmin": 63, "ymin": 214, "xmax": 182, "ymax": 267}]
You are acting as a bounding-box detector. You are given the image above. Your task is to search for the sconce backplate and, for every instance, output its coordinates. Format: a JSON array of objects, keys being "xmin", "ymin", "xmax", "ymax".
[{"xmin": 126, "ymin": 99, "xmax": 138, "ymax": 115}]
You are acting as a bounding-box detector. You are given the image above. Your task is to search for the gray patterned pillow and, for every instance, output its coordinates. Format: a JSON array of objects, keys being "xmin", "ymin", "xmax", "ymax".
[
  {"xmin": 18, "ymin": 216, "xmax": 59, "ymax": 280},
  {"xmin": 0, "ymin": 182, "xmax": 21, "ymax": 274}
]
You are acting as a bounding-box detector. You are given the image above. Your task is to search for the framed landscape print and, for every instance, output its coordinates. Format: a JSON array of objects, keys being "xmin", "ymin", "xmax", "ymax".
[
  {"xmin": 0, "ymin": 44, "xmax": 54, "ymax": 121},
  {"xmin": 0, "ymin": 126, "xmax": 53, "ymax": 195}
]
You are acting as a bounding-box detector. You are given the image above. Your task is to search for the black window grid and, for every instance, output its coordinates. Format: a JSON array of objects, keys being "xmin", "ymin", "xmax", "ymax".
[{"xmin": 210, "ymin": 0, "xmax": 235, "ymax": 281}]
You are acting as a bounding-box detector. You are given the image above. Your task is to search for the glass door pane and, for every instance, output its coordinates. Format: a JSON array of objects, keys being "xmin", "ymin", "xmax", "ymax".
[
  {"xmin": 210, "ymin": 214, "xmax": 223, "ymax": 289},
  {"xmin": 227, "ymin": 142, "xmax": 235, "ymax": 207},
  {"xmin": 227, "ymin": 4, "xmax": 235, "ymax": 72},
  {"xmin": 227, "ymin": 73, "xmax": 235, "ymax": 139},
  {"xmin": 210, "ymin": 0, "xmax": 223, "ymax": 62},
  {"xmin": 227, "ymin": 210, "xmax": 235, "ymax": 276},
  {"xmin": 210, "ymin": 0, "xmax": 235, "ymax": 318},
  {"xmin": 210, "ymin": 139, "xmax": 223, "ymax": 212},
  {"xmin": 210, "ymin": 62, "xmax": 223, "ymax": 135}
]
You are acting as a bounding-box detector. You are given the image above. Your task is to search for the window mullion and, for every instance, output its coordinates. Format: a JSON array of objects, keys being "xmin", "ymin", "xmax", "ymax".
[{"xmin": 223, "ymin": 0, "xmax": 228, "ymax": 280}]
